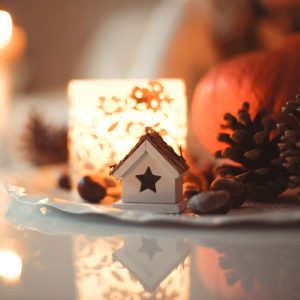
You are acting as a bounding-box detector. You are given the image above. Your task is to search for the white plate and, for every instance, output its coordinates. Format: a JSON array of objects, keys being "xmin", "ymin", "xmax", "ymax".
[{"xmin": 5, "ymin": 184, "xmax": 300, "ymax": 227}]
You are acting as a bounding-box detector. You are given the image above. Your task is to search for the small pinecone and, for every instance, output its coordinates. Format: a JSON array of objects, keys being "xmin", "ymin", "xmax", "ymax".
[
  {"xmin": 278, "ymin": 93, "xmax": 300, "ymax": 189},
  {"xmin": 21, "ymin": 112, "xmax": 68, "ymax": 165},
  {"xmin": 212, "ymin": 102, "xmax": 288, "ymax": 202}
]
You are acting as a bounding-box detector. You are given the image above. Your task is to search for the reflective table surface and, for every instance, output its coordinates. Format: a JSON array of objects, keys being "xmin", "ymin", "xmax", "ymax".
[{"xmin": 1, "ymin": 185, "xmax": 300, "ymax": 300}]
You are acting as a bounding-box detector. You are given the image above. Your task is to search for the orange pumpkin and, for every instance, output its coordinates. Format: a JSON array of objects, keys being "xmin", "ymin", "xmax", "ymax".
[{"xmin": 191, "ymin": 34, "xmax": 300, "ymax": 154}]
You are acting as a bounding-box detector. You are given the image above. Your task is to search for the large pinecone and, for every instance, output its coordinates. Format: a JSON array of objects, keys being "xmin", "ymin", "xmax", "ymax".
[
  {"xmin": 212, "ymin": 102, "xmax": 288, "ymax": 202},
  {"xmin": 278, "ymin": 93, "xmax": 300, "ymax": 189}
]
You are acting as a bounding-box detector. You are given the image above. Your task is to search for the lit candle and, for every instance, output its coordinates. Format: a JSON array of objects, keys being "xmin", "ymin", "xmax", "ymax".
[
  {"xmin": 0, "ymin": 11, "xmax": 13, "ymax": 140},
  {"xmin": 68, "ymin": 79, "xmax": 187, "ymax": 188},
  {"xmin": 0, "ymin": 10, "xmax": 26, "ymax": 64},
  {"xmin": 0, "ymin": 11, "xmax": 25, "ymax": 164},
  {"xmin": 0, "ymin": 11, "xmax": 13, "ymax": 49},
  {"xmin": 0, "ymin": 250, "xmax": 22, "ymax": 282}
]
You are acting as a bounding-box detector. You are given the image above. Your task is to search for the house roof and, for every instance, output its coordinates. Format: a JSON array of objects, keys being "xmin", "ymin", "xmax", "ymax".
[{"xmin": 109, "ymin": 128, "xmax": 189, "ymax": 176}]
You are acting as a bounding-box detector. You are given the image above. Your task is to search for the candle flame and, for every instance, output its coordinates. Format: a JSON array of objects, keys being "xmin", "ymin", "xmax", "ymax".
[
  {"xmin": 0, "ymin": 250, "xmax": 22, "ymax": 281},
  {"xmin": 0, "ymin": 11, "xmax": 13, "ymax": 48}
]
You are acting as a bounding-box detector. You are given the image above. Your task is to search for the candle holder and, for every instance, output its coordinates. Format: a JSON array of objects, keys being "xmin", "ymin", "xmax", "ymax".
[{"xmin": 68, "ymin": 79, "xmax": 187, "ymax": 188}]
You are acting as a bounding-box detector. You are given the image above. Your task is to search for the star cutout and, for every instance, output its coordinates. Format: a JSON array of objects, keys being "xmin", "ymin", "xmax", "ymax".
[
  {"xmin": 136, "ymin": 167, "xmax": 161, "ymax": 193},
  {"xmin": 138, "ymin": 238, "xmax": 162, "ymax": 260}
]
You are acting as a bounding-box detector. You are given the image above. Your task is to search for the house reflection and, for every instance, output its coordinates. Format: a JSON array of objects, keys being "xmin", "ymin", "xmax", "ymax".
[
  {"xmin": 113, "ymin": 236, "xmax": 191, "ymax": 292},
  {"xmin": 74, "ymin": 235, "xmax": 191, "ymax": 300}
]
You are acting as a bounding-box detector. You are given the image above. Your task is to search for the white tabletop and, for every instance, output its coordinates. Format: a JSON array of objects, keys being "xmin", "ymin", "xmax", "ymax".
[{"xmin": 1, "ymin": 184, "xmax": 300, "ymax": 300}]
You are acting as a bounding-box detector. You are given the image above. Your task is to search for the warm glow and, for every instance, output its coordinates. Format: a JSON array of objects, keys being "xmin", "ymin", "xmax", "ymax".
[
  {"xmin": 0, "ymin": 11, "xmax": 13, "ymax": 48},
  {"xmin": 68, "ymin": 79, "xmax": 187, "ymax": 187},
  {"xmin": 73, "ymin": 236, "xmax": 190, "ymax": 300},
  {"xmin": 0, "ymin": 250, "xmax": 22, "ymax": 281}
]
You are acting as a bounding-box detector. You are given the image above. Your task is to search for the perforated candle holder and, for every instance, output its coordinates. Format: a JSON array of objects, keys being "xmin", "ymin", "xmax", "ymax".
[{"xmin": 68, "ymin": 79, "xmax": 187, "ymax": 188}]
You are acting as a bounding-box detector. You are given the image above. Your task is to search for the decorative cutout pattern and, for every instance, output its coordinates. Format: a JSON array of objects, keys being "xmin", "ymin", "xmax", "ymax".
[{"xmin": 68, "ymin": 79, "xmax": 186, "ymax": 186}]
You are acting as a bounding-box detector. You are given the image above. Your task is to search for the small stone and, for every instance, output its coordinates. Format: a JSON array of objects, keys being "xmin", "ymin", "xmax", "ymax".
[
  {"xmin": 58, "ymin": 172, "xmax": 71, "ymax": 190},
  {"xmin": 210, "ymin": 177, "xmax": 245, "ymax": 208},
  {"xmin": 77, "ymin": 176, "xmax": 107, "ymax": 203},
  {"xmin": 188, "ymin": 190, "xmax": 231, "ymax": 215}
]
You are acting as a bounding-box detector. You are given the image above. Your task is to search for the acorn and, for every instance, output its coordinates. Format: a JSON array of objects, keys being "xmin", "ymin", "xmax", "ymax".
[
  {"xmin": 57, "ymin": 172, "xmax": 71, "ymax": 190},
  {"xmin": 77, "ymin": 176, "xmax": 107, "ymax": 203}
]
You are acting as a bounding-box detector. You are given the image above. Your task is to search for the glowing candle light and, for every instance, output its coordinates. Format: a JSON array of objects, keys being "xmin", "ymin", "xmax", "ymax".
[
  {"xmin": 0, "ymin": 11, "xmax": 13, "ymax": 49},
  {"xmin": 0, "ymin": 250, "xmax": 22, "ymax": 281},
  {"xmin": 0, "ymin": 11, "xmax": 25, "ymax": 165},
  {"xmin": 0, "ymin": 11, "xmax": 13, "ymax": 141},
  {"xmin": 73, "ymin": 236, "xmax": 190, "ymax": 300},
  {"xmin": 0, "ymin": 10, "xmax": 26, "ymax": 63},
  {"xmin": 68, "ymin": 79, "xmax": 187, "ymax": 188}
]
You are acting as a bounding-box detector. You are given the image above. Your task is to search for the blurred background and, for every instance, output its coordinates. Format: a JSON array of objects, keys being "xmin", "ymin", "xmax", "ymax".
[
  {"xmin": 2, "ymin": 0, "xmax": 299, "ymax": 93},
  {"xmin": 1, "ymin": 0, "xmax": 300, "ymax": 166}
]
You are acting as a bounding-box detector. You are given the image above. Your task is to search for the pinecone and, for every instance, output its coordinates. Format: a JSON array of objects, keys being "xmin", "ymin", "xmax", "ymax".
[
  {"xmin": 278, "ymin": 93, "xmax": 300, "ymax": 189},
  {"xmin": 212, "ymin": 102, "xmax": 288, "ymax": 202},
  {"xmin": 21, "ymin": 112, "xmax": 68, "ymax": 165}
]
